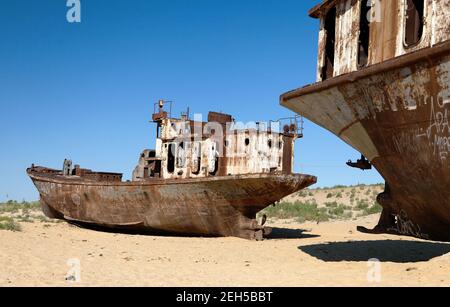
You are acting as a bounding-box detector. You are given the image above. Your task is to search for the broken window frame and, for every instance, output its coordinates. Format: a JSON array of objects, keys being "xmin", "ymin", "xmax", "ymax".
[{"xmin": 404, "ymin": 0, "xmax": 425, "ymax": 48}]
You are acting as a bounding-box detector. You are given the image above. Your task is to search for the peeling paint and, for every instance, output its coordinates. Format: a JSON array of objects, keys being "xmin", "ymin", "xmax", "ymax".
[
  {"xmin": 281, "ymin": 0, "xmax": 450, "ymax": 241},
  {"xmin": 27, "ymin": 108, "xmax": 316, "ymax": 240},
  {"xmin": 315, "ymin": 0, "xmax": 450, "ymax": 80}
]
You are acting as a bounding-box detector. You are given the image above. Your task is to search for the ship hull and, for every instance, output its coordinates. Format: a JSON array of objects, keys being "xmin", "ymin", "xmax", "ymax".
[
  {"xmin": 281, "ymin": 42, "xmax": 450, "ymax": 241},
  {"xmin": 27, "ymin": 167, "xmax": 316, "ymax": 240}
]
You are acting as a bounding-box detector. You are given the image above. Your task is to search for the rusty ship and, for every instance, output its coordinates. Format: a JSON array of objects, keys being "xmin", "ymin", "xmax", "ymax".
[
  {"xmin": 27, "ymin": 101, "xmax": 316, "ymax": 240},
  {"xmin": 281, "ymin": 0, "xmax": 450, "ymax": 241}
]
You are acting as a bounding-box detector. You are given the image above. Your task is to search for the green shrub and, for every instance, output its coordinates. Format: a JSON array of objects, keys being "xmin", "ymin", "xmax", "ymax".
[
  {"xmin": 356, "ymin": 200, "xmax": 370, "ymax": 210},
  {"xmin": 262, "ymin": 201, "xmax": 329, "ymax": 223},
  {"xmin": 363, "ymin": 203, "xmax": 383, "ymax": 215},
  {"xmin": 325, "ymin": 201, "xmax": 338, "ymax": 208},
  {"xmin": 18, "ymin": 215, "xmax": 34, "ymax": 223},
  {"xmin": 0, "ymin": 217, "xmax": 22, "ymax": 232},
  {"xmin": 328, "ymin": 204, "xmax": 352, "ymax": 218},
  {"xmin": 297, "ymin": 191, "xmax": 307, "ymax": 198},
  {"xmin": 331, "ymin": 185, "xmax": 347, "ymax": 189},
  {"xmin": 0, "ymin": 201, "xmax": 40, "ymax": 214}
]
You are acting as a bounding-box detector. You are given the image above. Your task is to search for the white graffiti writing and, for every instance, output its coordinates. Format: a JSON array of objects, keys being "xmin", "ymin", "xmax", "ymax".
[
  {"xmin": 426, "ymin": 97, "xmax": 450, "ymax": 161},
  {"xmin": 413, "ymin": 95, "xmax": 450, "ymax": 161},
  {"xmin": 392, "ymin": 129, "xmax": 426, "ymax": 155},
  {"xmin": 389, "ymin": 210, "xmax": 429, "ymax": 240}
]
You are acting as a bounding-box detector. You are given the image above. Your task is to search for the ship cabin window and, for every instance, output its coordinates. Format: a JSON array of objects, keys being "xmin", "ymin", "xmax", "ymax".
[
  {"xmin": 156, "ymin": 124, "xmax": 161, "ymax": 139},
  {"xmin": 405, "ymin": 0, "xmax": 424, "ymax": 47},
  {"xmin": 167, "ymin": 143, "xmax": 176, "ymax": 173},
  {"xmin": 358, "ymin": 0, "xmax": 371, "ymax": 68},
  {"xmin": 176, "ymin": 142, "xmax": 186, "ymax": 168},
  {"xmin": 209, "ymin": 142, "xmax": 219, "ymax": 176},
  {"xmin": 322, "ymin": 6, "xmax": 337, "ymax": 81},
  {"xmin": 192, "ymin": 142, "xmax": 202, "ymax": 175}
]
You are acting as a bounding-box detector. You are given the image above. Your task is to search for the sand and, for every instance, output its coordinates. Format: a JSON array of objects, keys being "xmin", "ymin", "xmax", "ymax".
[{"xmin": 1, "ymin": 214, "xmax": 450, "ymax": 287}]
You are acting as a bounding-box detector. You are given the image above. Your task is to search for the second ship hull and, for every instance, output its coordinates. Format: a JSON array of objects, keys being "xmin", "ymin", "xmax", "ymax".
[{"xmin": 281, "ymin": 42, "xmax": 450, "ymax": 241}]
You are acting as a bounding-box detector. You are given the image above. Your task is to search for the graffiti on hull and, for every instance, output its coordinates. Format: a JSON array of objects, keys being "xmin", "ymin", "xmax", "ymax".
[
  {"xmin": 425, "ymin": 96, "xmax": 450, "ymax": 161},
  {"xmin": 393, "ymin": 95, "xmax": 450, "ymax": 163},
  {"xmin": 388, "ymin": 210, "xmax": 430, "ymax": 240}
]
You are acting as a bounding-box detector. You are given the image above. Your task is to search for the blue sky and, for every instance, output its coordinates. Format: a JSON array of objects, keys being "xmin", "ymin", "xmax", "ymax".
[{"xmin": 0, "ymin": 0, "xmax": 383, "ymax": 201}]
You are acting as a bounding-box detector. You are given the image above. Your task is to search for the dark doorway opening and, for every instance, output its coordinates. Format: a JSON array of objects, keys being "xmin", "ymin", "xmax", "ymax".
[
  {"xmin": 322, "ymin": 7, "xmax": 337, "ymax": 80},
  {"xmin": 358, "ymin": 0, "xmax": 371, "ymax": 67},
  {"xmin": 167, "ymin": 143, "xmax": 175, "ymax": 173},
  {"xmin": 405, "ymin": 0, "xmax": 424, "ymax": 46}
]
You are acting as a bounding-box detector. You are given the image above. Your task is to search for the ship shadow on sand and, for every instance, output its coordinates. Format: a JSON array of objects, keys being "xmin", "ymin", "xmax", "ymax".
[
  {"xmin": 67, "ymin": 221, "xmax": 217, "ymax": 238},
  {"xmin": 266, "ymin": 228, "xmax": 320, "ymax": 240},
  {"xmin": 298, "ymin": 240, "xmax": 450, "ymax": 263},
  {"xmin": 68, "ymin": 221, "xmax": 319, "ymax": 240}
]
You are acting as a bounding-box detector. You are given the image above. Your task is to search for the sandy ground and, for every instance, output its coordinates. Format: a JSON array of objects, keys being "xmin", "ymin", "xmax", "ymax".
[{"xmin": 1, "ymin": 214, "xmax": 450, "ymax": 287}]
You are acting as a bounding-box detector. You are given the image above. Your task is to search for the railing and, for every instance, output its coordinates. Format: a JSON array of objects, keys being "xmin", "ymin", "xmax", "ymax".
[
  {"xmin": 153, "ymin": 100, "xmax": 173, "ymax": 119},
  {"xmin": 270, "ymin": 115, "xmax": 304, "ymax": 138}
]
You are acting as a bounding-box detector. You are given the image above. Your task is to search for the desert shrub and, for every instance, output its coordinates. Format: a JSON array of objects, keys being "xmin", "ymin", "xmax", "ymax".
[
  {"xmin": 363, "ymin": 203, "xmax": 383, "ymax": 215},
  {"xmin": 262, "ymin": 201, "xmax": 329, "ymax": 223},
  {"xmin": 0, "ymin": 201, "xmax": 40, "ymax": 214},
  {"xmin": 298, "ymin": 191, "xmax": 308, "ymax": 198},
  {"xmin": 325, "ymin": 201, "xmax": 338, "ymax": 208},
  {"xmin": 331, "ymin": 185, "xmax": 347, "ymax": 189},
  {"xmin": 0, "ymin": 217, "xmax": 22, "ymax": 232},
  {"xmin": 355, "ymin": 200, "xmax": 370, "ymax": 210},
  {"xmin": 328, "ymin": 204, "xmax": 352, "ymax": 219}
]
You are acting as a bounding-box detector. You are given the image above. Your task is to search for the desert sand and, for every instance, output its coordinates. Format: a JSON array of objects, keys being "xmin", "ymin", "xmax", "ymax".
[{"xmin": 1, "ymin": 213, "xmax": 450, "ymax": 287}]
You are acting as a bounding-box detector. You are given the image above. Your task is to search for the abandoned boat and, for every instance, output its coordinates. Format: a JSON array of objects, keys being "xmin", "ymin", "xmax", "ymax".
[
  {"xmin": 281, "ymin": 0, "xmax": 450, "ymax": 241},
  {"xmin": 27, "ymin": 101, "xmax": 316, "ymax": 240}
]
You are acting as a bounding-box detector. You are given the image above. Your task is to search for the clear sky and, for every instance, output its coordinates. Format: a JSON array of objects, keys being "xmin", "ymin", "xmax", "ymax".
[{"xmin": 0, "ymin": 0, "xmax": 383, "ymax": 201}]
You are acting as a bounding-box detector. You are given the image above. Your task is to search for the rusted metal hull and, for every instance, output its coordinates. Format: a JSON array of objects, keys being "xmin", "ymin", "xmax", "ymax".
[
  {"xmin": 27, "ymin": 167, "xmax": 316, "ymax": 240},
  {"xmin": 281, "ymin": 43, "xmax": 450, "ymax": 241}
]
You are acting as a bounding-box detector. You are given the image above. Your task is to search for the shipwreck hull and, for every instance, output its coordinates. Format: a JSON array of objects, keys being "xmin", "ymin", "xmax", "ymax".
[
  {"xmin": 28, "ymin": 167, "xmax": 316, "ymax": 240},
  {"xmin": 281, "ymin": 42, "xmax": 450, "ymax": 241}
]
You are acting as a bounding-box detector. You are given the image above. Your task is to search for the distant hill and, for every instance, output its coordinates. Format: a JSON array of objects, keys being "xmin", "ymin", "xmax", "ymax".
[{"xmin": 260, "ymin": 184, "xmax": 384, "ymax": 223}]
